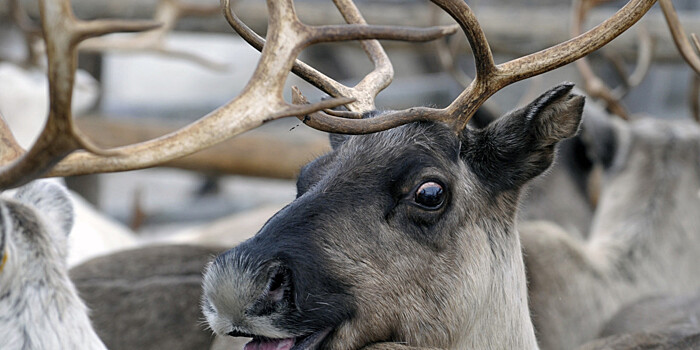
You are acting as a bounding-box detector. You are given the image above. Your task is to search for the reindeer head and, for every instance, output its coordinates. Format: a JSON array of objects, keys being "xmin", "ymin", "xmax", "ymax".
[
  {"xmin": 0, "ymin": 181, "xmax": 74, "ymax": 293},
  {"xmin": 581, "ymin": 106, "xmax": 700, "ymax": 237},
  {"xmin": 201, "ymin": 83, "xmax": 584, "ymax": 349}
]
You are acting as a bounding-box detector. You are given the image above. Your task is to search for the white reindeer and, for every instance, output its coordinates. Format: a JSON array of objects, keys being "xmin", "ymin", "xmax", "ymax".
[{"xmin": 0, "ymin": 180, "xmax": 105, "ymax": 349}]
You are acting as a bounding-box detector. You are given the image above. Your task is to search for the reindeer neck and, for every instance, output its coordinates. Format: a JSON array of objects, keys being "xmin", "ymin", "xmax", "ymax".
[
  {"xmin": 457, "ymin": 215, "xmax": 539, "ymax": 350},
  {"xmin": 589, "ymin": 159, "xmax": 700, "ymax": 262},
  {"xmin": 0, "ymin": 258, "xmax": 106, "ymax": 349}
]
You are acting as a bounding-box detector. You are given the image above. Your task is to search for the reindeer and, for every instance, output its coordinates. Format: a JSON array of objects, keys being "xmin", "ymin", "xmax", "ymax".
[
  {"xmin": 0, "ymin": 180, "xmax": 106, "ymax": 349},
  {"xmin": 522, "ymin": 108, "xmax": 700, "ymax": 350},
  {"xmin": 0, "ymin": 0, "xmax": 657, "ymax": 349},
  {"xmin": 201, "ymin": 82, "xmax": 585, "ymax": 350}
]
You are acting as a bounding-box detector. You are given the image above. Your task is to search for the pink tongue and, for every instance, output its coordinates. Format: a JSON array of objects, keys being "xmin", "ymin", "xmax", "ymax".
[{"xmin": 244, "ymin": 338, "xmax": 295, "ymax": 350}]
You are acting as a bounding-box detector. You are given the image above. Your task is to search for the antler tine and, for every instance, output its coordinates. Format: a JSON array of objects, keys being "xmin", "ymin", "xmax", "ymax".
[
  {"xmin": 660, "ymin": 0, "xmax": 700, "ymax": 74},
  {"xmin": 332, "ymin": 0, "xmax": 391, "ymax": 112},
  {"xmin": 80, "ymin": 0, "xmax": 227, "ymax": 71},
  {"xmin": 0, "ymin": 114, "xmax": 23, "ymax": 165},
  {"xmin": 572, "ymin": 0, "xmax": 631, "ymax": 120},
  {"xmin": 1, "ymin": 0, "xmax": 464, "ymax": 188},
  {"xmin": 605, "ymin": 22, "xmax": 654, "ymax": 100},
  {"xmin": 222, "ymin": 0, "xmax": 458, "ymax": 113},
  {"xmin": 0, "ymin": 0, "xmax": 160, "ymax": 188},
  {"xmin": 302, "ymin": 0, "xmax": 655, "ymax": 134},
  {"xmin": 431, "ymin": 4, "xmax": 473, "ymax": 89}
]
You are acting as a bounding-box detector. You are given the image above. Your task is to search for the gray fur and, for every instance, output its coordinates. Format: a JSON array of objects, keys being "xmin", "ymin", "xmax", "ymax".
[
  {"xmin": 522, "ymin": 113, "xmax": 700, "ymax": 350},
  {"xmin": 70, "ymin": 244, "xmax": 226, "ymax": 350},
  {"xmin": 601, "ymin": 293, "xmax": 700, "ymax": 338},
  {"xmin": 202, "ymin": 83, "xmax": 585, "ymax": 350},
  {"xmin": 577, "ymin": 325, "xmax": 700, "ymax": 350},
  {"xmin": 0, "ymin": 180, "xmax": 106, "ymax": 350}
]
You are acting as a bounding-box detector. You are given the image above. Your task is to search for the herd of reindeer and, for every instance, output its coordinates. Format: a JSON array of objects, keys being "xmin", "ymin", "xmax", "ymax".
[{"xmin": 1, "ymin": 0, "xmax": 700, "ymax": 349}]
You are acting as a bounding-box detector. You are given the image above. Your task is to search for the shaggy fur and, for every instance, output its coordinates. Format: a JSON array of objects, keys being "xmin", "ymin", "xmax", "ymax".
[
  {"xmin": 522, "ymin": 110, "xmax": 700, "ymax": 350},
  {"xmin": 71, "ymin": 244, "xmax": 227, "ymax": 350},
  {"xmin": 202, "ymin": 83, "xmax": 584, "ymax": 349},
  {"xmin": 600, "ymin": 293, "xmax": 700, "ymax": 338},
  {"xmin": 0, "ymin": 181, "xmax": 106, "ymax": 350}
]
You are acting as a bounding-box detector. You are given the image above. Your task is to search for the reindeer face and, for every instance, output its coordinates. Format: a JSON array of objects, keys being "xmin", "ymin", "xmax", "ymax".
[{"xmin": 202, "ymin": 83, "xmax": 584, "ymax": 350}]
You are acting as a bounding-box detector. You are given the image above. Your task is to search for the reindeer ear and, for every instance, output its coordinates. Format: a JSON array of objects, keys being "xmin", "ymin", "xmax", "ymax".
[
  {"xmin": 461, "ymin": 82, "xmax": 585, "ymax": 192},
  {"xmin": 14, "ymin": 180, "xmax": 74, "ymax": 236}
]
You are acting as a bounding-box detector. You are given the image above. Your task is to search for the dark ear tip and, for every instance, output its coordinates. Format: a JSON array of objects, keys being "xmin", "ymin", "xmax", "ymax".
[
  {"xmin": 549, "ymin": 82, "xmax": 576, "ymax": 98},
  {"xmin": 559, "ymin": 81, "xmax": 576, "ymax": 91}
]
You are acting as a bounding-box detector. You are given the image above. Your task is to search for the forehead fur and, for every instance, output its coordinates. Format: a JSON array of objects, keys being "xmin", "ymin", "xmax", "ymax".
[{"xmin": 336, "ymin": 122, "xmax": 461, "ymax": 164}]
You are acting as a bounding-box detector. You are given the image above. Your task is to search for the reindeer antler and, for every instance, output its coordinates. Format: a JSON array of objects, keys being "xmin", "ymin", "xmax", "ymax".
[
  {"xmin": 79, "ymin": 0, "xmax": 227, "ymax": 71},
  {"xmin": 571, "ymin": 0, "xmax": 655, "ymax": 120},
  {"xmin": 600, "ymin": 22, "xmax": 654, "ymax": 101},
  {"xmin": 297, "ymin": 0, "xmax": 656, "ymax": 134},
  {"xmin": 659, "ymin": 0, "xmax": 700, "ymax": 75},
  {"xmin": 658, "ymin": 0, "xmax": 700, "ymax": 122},
  {"xmin": 0, "ymin": 0, "xmax": 457, "ymax": 189},
  {"xmin": 430, "ymin": 3, "xmax": 473, "ymax": 89},
  {"xmin": 223, "ymin": 0, "xmax": 459, "ymax": 113},
  {"xmin": 0, "ymin": 0, "xmax": 657, "ymax": 189}
]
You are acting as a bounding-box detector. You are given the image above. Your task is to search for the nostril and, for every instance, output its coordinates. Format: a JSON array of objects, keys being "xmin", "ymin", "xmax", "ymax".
[{"xmin": 266, "ymin": 267, "xmax": 291, "ymax": 304}]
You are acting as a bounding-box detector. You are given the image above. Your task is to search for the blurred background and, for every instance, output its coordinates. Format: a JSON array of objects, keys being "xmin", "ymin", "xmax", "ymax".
[
  {"xmin": 1, "ymin": 0, "xmax": 698, "ymax": 242},
  {"xmin": 1, "ymin": 1, "xmax": 699, "ymax": 349}
]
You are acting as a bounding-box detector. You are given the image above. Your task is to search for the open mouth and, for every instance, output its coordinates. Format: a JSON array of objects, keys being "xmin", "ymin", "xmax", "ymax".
[{"xmin": 242, "ymin": 328, "xmax": 332, "ymax": 350}]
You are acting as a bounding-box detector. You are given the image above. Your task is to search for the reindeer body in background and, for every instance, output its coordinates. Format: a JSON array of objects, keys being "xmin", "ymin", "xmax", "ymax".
[
  {"xmin": 0, "ymin": 181, "xmax": 106, "ymax": 350},
  {"xmin": 523, "ymin": 109, "xmax": 700, "ymax": 350}
]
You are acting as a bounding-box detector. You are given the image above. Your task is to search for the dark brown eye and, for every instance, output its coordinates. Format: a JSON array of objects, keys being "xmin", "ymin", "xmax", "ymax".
[{"xmin": 414, "ymin": 181, "xmax": 445, "ymax": 209}]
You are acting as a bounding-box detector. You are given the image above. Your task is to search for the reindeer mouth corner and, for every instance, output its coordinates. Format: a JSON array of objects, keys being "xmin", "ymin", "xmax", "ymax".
[{"xmin": 239, "ymin": 328, "xmax": 333, "ymax": 350}]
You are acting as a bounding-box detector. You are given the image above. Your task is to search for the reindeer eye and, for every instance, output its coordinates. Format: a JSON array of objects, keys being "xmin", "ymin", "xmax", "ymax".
[{"xmin": 414, "ymin": 181, "xmax": 445, "ymax": 209}]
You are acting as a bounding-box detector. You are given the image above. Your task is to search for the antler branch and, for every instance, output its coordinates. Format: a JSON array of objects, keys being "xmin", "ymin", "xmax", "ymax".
[
  {"xmin": 572, "ymin": 0, "xmax": 635, "ymax": 119},
  {"xmin": 301, "ymin": 0, "xmax": 656, "ymax": 133},
  {"xmin": 0, "ymin": 0, "xmax": 455, "ymax": 189},
  {"xmin": 223, "ymin": 0, "xmax": 458, "ymax": 112},
  {"xmin": 659, "ymin": 0, "xmax": 700, "ymax": 75},
  {"xmin": 79, "ymin": 0, "xmax": 227, "ymax": 71},
  {"xmin": 0, "ymin": 0, "xmax": 657, "ymax": 189}
]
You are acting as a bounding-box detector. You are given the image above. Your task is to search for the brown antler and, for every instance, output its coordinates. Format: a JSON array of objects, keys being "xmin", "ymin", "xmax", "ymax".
[
  {"xmin": 430, "ymin": 3, "xmax": 473, "ymax": 89},
  {"xmin": 571, "ymin": 0, "xmax": 644, "ymax": 120},
  {"xmin": 0, "ymin": 0, "xmax": 457, "ymax": 189},
  {"xmin": 297, "ymin": 0, "xmax": 656, "ymax": 134},
  {"xmin": 0, "ymin": 0, "xmax": 161, "ymax": 188},
  {"xmin": 659, "ymin": 0, "xmax": 700, "ymax": 123},
  {"xmin": 223, "ymin": 0, "xmax": 459, "ymax": 113},
  {"xmin": 79, "ymin": 0, "xmax": 227, "ymax": 71},
  {"xmin": 600, "ymin": 22, "xmax": 654, "ymax": 100},
  {"xmin": 659, "ymin": 0, "xmax": 700, "ymax": 75}
]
